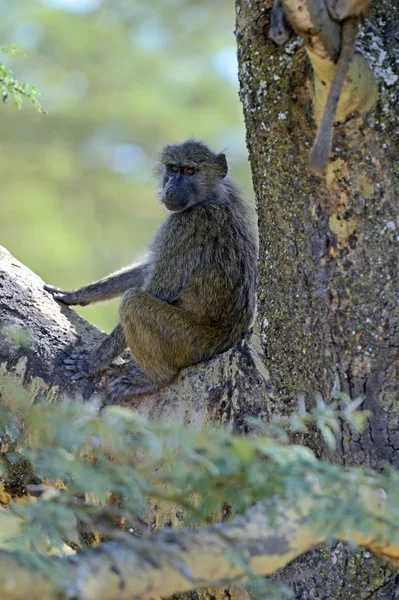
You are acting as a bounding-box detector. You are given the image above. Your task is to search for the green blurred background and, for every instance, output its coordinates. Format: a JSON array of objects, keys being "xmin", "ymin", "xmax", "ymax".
[{"xmin": 0, "ymin": 0, "xmax": 252, "ymax": 331}]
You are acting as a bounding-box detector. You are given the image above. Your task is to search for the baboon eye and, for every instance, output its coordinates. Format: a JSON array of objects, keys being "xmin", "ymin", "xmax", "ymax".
[
  {"xmin": 185, "ymin": 167, "xmax": 195, "ymax": 175},
  {"xmin": 169, "ymin": 165, "xmax": 179, "ymax": 173}
]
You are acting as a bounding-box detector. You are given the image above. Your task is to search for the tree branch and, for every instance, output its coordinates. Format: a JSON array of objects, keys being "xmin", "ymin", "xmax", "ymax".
[
  {"xmin": 283, "ymin": 0, "xmax": 340, "ymax": 59},
  {"xmin": 0, "ymin": 245, "xmax": 268, "ymax": 423},
  {"xmin": 0, "ymin": 485, "xmax": 398, "ymax": 600}
]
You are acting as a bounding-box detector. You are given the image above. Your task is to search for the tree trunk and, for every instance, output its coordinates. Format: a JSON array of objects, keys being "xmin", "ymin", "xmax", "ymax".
[{"xmin": 236, "ymin": 0, "xmax": 399, "ymax": 598}]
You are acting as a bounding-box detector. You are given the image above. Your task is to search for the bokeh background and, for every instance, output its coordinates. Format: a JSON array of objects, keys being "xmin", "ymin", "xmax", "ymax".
[{"xmin": 0, "ymin": 0, "xmax": 252, "ymax": 331}]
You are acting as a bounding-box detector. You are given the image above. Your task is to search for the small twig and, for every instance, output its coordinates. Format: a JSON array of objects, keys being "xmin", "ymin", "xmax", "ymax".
[{"xmin": 0, "ymin": 76, "xmax": 47, "ymax": 114}]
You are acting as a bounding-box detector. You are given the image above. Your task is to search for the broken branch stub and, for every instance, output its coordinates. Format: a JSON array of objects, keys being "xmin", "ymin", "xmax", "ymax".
[{"xmin": 280, "ymin": 0, "xmax": 377, "ymax": 122}]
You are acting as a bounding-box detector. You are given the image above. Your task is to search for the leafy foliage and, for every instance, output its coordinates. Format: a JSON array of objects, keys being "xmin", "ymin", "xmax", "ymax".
[
  {"xmin": 0, "ymin": 46, "xmax": 46, "ymax": 113},
  {"xmin": 1, "ymin": 382, "xmax": 399, "ymax": 588}
]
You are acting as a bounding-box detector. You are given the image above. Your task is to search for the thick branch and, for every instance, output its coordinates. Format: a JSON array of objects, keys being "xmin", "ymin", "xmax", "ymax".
[
  {"xmin": 0, "ymin": 245, "xmax": 268, "ymax": 429},
  {"xmin": 0, "ymin": 486, "xmax": 398, "ymax": 600}
]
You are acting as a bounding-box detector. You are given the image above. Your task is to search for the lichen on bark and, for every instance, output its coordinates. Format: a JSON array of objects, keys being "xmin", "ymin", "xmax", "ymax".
[{"xmin": 235, "ymin": 0, "xmax": 399, "ymax": 597}]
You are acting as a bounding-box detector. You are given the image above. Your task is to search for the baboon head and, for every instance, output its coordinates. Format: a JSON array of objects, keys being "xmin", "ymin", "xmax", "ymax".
[{"xmin": 156, "ymin": 138, "xmax": 228, "ymax": 212}]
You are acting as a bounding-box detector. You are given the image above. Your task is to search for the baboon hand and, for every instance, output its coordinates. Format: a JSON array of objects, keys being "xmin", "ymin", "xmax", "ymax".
[
  {"xmin": 44, "ymin": 284, "xmax": 89, "ymax": 306},
  {"xmin": 64, "ymin": 352, "xmax": 99, "ymax": 380}
]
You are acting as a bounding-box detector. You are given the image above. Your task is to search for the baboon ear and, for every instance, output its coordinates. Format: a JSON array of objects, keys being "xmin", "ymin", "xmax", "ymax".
[{"xmin": 216, "ymin": 153, "xmax": 228, "ymax": 178}]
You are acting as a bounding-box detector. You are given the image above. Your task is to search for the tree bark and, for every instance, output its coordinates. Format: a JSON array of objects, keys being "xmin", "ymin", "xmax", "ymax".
[{"xmin": 236, "ymin": 0, "xmax": 399, "ymax": 598}]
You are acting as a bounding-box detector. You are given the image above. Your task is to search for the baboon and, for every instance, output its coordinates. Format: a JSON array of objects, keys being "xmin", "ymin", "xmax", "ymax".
[
  {"xmin": 45, "ymin": 139, "xmax": 258, "ymax": 403},
  {"xmin": 310, "ymin": 0, "xmax": 371, "ymax": 174}
]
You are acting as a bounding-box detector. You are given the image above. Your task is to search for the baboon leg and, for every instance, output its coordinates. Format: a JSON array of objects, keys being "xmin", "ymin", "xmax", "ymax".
[
  {"xmin": 120, "ymin": 289, "xmax": 201, "ymax": 384},
  {"xmin": 105, "ymin": 289, "xmax": 205, "ymax": 402}
]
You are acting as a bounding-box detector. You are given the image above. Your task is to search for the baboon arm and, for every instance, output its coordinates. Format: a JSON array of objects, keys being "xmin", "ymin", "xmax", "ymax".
[{"xmin": 44, "ymin": 263, "xmax": 148, "ymax": 306}]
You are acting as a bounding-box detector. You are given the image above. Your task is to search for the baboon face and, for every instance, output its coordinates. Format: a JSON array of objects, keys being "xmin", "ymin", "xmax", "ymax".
[
  {"xmin": 157, "ymin": 139, "xmax": 228, "ymax": 213},
  {"xmin": 161, "ymin": 163, "xmax": 202, "ymax": 212}
]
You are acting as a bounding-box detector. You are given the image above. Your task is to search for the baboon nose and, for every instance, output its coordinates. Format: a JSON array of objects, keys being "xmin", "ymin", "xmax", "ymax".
[{"xmin": 166, "ymin": 191, "xmax": 175, "ymax": 200}]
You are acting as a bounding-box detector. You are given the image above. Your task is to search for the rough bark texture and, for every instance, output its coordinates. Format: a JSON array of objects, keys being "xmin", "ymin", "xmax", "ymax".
[{"xmin": 236, "ymin": 1, "xmax": 399, "ymax": 598}]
